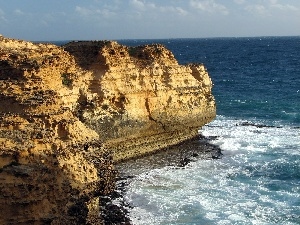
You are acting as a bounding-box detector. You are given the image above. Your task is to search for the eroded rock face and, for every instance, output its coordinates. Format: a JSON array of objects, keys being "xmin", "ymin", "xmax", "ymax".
[
  {"xmin": 64, "ymin": 41, "xmax": 216, "ymax": 161},
  {"xmin": 0, "ymin": 35, "xmax": 215, "ymax": 224},
  {"xmin": 0, "ymin": 36, "xmax": 116, "ymax": 224}
]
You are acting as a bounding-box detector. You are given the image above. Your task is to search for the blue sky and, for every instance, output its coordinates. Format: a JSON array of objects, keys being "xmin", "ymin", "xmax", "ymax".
[{"xmin": 0, "ymin": 0, "xmax": 299, "ymax": 41}]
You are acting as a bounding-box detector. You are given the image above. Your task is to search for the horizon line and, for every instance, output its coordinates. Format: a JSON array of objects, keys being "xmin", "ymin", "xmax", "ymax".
[{"xmin": 30, "ymin": 35, "xmax": 300, "ymax": 43}]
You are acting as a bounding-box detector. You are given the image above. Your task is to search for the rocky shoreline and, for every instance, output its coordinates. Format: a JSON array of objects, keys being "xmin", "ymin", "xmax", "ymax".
[
  {"xmin": 99, "ymin": 134, "xmax": 222, "ymax": 224},
  {"xmin": 0, "ymin": 35, "xmax": 216, "ymax": 224}
]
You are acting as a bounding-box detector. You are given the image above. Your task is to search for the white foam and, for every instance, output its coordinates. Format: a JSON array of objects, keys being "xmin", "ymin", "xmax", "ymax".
[
  {"xmin": 201, "ymin": 116, "xmax": 300, "ymax": 156},
  {"xmin": 125, "ymin": 116, "xmax": 300, "ymax": 224}
]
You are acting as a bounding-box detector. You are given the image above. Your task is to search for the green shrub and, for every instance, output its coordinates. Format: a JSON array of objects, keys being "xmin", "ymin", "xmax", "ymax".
[
  {"xmin": 128, "ymin": 47, "xmax": 137, "ymax": 56},
  {"xmin": 61, "ymin": 73, "xmax": 73, "ymax": 86}
]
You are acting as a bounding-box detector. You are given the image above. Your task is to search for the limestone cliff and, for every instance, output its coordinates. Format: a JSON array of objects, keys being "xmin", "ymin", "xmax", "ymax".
[
  {"xmin": 64, "ymin": 41, "xmax": 216, "ymax": 161},
  {"xmin": 0, "ymin": 35, "xmax": 215, "ymax": 224}
]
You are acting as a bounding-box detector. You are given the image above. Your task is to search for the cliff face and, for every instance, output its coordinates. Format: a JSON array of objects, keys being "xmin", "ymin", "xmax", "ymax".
[
  {"xmin": 64, "ymin": 41, "xmax": 216, "ymax": 161},
  {"xmin": 0, "ymin": 36, "xmax": 116, "ymax": 224},
  {"xmin": 0, "ymin": 35, "xmax": 215, "ymax": 224}
]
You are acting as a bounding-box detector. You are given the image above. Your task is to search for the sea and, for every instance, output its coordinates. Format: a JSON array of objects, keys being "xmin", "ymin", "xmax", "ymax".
[
  {"xmin": 116, "ymin": 37, "xmax": 300, "ymax": 225},
  {"xmin": 55, "ymin": 37, "xmax": 300, "ymax": 224}
]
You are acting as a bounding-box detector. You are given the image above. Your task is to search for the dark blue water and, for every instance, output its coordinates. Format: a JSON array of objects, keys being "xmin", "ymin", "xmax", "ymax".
[{"xmin": 117, "ymin": 37, "xmax": 300, "ymax": 225}]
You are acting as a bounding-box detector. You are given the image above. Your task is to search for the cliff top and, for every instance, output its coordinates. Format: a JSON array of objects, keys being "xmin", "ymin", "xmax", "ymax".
[{"xmin": 64, "ymin": 40, "xmax": 178, "ymax": 68}]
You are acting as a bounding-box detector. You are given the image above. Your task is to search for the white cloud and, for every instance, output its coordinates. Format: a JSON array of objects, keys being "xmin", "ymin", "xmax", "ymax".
[
  {"xmin": 244, "ymin": 0, "xmax": 299, "ymax": 16},
  {"xmin": 245, "ymin": 4, "xmax": 267, "ymax": 15},
  {"xmin": 0, "ymin": 8, "xmax": 7, "ymax": 22},
  {"xmin": 129, "ymin": 0, "xmax": 188, "ymax": 16},
  {"xmin": 159, "ymin": 6, "xmax": 188, "ymax": 16},
  {"xmin": 174, "ymin": 7, "xmax": 189, "ymax": 16},
  {"xmin": 14, "ymin": 9, "xmax": 26, "ymax": 16},
  {"xmin": 270, "ymin": 2, "xmax": 298, "ymax": 11},
  {"xmin": 104, "ymin": 0, "xmax": 122, "ymax": 11},
  {"xmin": 129, "ymin": 0, "xmax": 156, "ymax": 11},
  {"xmin": 75, "ymin": 6, "xmax": 115, "ymax": 19},
  {"xmin": 75, "ymin": 6, "xmax": 93, "ymax": 17},
  {"xmin": 130, "ymin": 0, "xmax": 145, "ymax": 10},
  {"xmin": 190, "ymin": 0, "xmax": 229, "ymax": 15}
]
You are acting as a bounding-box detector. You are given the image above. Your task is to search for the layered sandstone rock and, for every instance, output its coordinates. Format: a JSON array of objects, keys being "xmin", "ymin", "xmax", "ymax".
[
  {"xmin": 0, "ymin": 35, "xmax": 215, "ymax": 224},
  {"xmin": 64, "ymin": 41, "xmax": 216, "ymax": 161},
  {"xmin": 0, "ymin": 36, "xmax": 116, "ymax": 224}
]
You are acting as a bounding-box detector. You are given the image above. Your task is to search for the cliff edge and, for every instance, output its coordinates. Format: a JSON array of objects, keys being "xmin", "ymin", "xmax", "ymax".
[{"xmin": 0, "ymin": 35, "xmax": 215, "ymax": 224}]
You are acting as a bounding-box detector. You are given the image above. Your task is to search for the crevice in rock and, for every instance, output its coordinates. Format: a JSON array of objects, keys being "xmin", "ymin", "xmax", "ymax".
[{"xmin": 145, "ymin": 97, "xmax": 166, "ymax": 131}]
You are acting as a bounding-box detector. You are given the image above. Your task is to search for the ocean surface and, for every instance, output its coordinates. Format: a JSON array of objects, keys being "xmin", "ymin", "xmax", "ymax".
[{"xmin": 115, "ymin": 37, "xmax": 300, "ymax": 225}]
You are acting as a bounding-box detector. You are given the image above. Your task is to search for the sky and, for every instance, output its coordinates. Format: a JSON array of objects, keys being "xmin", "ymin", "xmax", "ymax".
[{"xmin": 0, "ymin": 0, "xmax": 300, "ymax": 41}]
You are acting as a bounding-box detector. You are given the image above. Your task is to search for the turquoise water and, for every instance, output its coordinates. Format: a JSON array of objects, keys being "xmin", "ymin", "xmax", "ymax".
[{"xmin": 118, "ymin": 37, "xmax": 300, "ymax": 224}]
